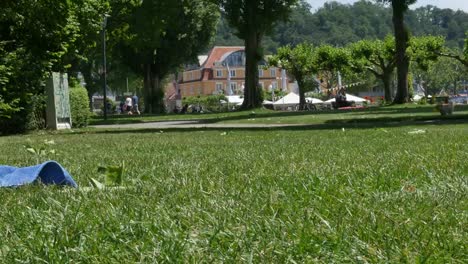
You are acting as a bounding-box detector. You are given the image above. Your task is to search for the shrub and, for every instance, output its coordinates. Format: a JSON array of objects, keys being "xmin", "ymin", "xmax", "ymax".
[
  {"xmin": 418, "ymin": 97, "xmax": 427, "ymax": 105},
  {"xmin": 25, "ymin": 94, "xmax": 46, "ymax": 130},
  {"xmin": 182, "ymin": 95, "xmax": 227, "ymax": 112},
  {"xmin": 70, "ymin": 85, "xmax": 91, "ymax": 128},
  {"xmin": 0, "ymin": 94, "xmax": 45, "ymax": 134},
  {"xmin": 0, "ymin": 96, "xmax": 20, "ymax": 119}
]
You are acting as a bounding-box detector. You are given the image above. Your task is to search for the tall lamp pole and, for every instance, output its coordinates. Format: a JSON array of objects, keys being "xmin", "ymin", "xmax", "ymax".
[{"xmin": 102, "ymin": 14, "xmax": 109, "ymax": 120}]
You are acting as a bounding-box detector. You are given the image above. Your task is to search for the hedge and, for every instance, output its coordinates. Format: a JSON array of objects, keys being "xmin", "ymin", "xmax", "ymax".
[{"xmin": 69, "ymin": 85, "xmax": 91, "ymax": 128}]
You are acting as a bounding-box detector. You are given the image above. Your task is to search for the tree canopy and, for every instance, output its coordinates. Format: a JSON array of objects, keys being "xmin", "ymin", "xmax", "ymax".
[
  {"xmin": 349, "ymin": 36, "xmax": 396, "ymax": 101},
  {"xmin": 269, "ymin": 43, "xmax": 316, "ymax": 109},
  {"xmin": 219, "ymin": 0, "xmax": 298, "ymax": 109},
  {"xmin": 109, "ymin": 0, "xmax": 219, "ymax": 113},
  {"xmin": 214, "ymin": 0, "xmax": 468, "ymax": 53},
  {"xmin": 0, "ymin": 0, "xmax": 92, "ymax": 132}
]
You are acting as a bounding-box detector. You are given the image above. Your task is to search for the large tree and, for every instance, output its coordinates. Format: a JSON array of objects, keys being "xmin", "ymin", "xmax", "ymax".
[
  {"xmin": 219, "ymin": 0, "xmax": 298, "ymax": 109},
  {"xmin": 350, "ymin": 35, "xmax": 444, "ymax": 101},
  {"xmin": 117, "ymin": 0, "xmax": 219, "ymax": 113},
  {"xmin": 313, "ymin": 45, "xmax": 351, "ymax": 95},
  {"xmin": 269, "ymin": 43, "xmax": 316, "ymax": 109},
  {"xmin": 350, "ymin": 36, "xmax": 396, "ymax": 102},
  {"xmin": 378, "ymin": 0, "xmax": 417, "ymax": 104}
]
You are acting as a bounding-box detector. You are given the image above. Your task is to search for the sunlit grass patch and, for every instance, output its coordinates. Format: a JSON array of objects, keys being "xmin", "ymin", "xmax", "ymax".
[{"xmin": 0, "ymin": 123, "xmax": 467, "ymax": 262}]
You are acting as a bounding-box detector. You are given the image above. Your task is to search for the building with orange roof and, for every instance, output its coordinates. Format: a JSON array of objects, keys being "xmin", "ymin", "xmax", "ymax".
[{"xmin": 176, "ymin": 46, "xmax": 292, "ymax": 97}]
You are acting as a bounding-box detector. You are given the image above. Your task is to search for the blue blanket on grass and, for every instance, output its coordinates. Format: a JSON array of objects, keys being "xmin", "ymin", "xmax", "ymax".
[{"xmin": 0, "ymin": 161, "xmax": 77, "ymax": 188}]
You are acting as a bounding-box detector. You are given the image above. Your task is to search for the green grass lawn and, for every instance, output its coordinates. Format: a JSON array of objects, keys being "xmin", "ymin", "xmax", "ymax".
[
  {"xmin": 90, "ymin": 104, "xmax": 468, "ymax": 126},
  {"xmin": 0, "ymin": 119, "xmax": 467, "ymax": 262}
]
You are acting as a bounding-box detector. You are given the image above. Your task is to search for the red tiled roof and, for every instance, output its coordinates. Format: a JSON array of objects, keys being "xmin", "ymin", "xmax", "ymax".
[{"xmin": 201, "ymin": 46, "xmax": 244, "ymax": 69}]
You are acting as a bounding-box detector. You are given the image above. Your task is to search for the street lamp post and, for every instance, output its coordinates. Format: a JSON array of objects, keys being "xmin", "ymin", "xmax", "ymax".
[{"xmin": 102, "ymin": 14, "xmax": 109, "ymax": 120}]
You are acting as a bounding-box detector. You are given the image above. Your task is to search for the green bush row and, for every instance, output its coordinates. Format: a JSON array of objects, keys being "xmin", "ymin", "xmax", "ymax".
[
  {"xmin": 0, "ymin": 80, "xmax": 91, "ymax": 135},
  {"xmin": 69, "ymin": 84, "xmax": 91, "ymax": 128},
  {"xmin": 182, "ymin": 95, "xmax": 227, "ymax": 112}
]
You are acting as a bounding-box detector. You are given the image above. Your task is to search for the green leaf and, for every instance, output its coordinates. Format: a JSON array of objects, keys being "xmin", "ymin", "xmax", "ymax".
[
  {"xmin": 89, "ymin": 177, "xmax": 105, "ymax": 189},
  {"xmin": 26, "ymin": 148, "xmax": 36, "ymax": 155},
  {"xmin": 98, "ymin": 163, "xmax": 124, "ymax": 186}
]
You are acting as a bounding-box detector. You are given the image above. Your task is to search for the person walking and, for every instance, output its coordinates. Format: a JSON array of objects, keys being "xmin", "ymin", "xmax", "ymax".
[
  {"xmin": 125, "ymin": 97, "xmax": 133, "ymax": 115},
  {"xmin": 132, "ymin": 95, "xmax": 141, "ymax": 115}
]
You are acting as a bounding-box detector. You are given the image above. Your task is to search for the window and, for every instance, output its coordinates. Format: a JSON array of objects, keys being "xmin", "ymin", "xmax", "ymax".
[
  {"xmin": 259, "ymin": 82, "xmax": 264, "ymax": 89},
  {"xmin": 188, "ymin": 72, "xmax": 193, "ymax": 80},
  {"xmin": 216, "ymin": 70, "xmax": 223, "ymax": 77},
  {"xmin": 224, "ymin": 51, "xmax": 246, "ymax": 67},
  {"xmin": 229, "ymin": 69, "xmax": 236, "ymax": 77},
  {"xmin": 258, "ymin": 68, "xmax": 264, "ymax": 77},
  {"xmin": 198, "ymin": 87, "xmax": 202, "ymax": 95},
  {"xmin": 270, "ymin": 68, "xmax": 276, "ymax": 77},
  {"xmin": 190, "ymin": 87, "xmax": 194, "ymax": 95}
]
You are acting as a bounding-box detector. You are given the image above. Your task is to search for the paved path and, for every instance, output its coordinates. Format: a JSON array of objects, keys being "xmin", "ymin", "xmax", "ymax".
[{"xmin": 91, "ymin": 120, "xmax": 304, "ymax": 129}]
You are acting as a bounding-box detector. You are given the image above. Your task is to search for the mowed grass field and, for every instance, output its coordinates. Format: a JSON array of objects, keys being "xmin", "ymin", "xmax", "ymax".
[
  {"xmin": 0, "ymin": 108, "xmax": 467, "ymax": 262},
  {"xmin": 90, "ymin": 104, "xmax": 468, "ymax": 126}
]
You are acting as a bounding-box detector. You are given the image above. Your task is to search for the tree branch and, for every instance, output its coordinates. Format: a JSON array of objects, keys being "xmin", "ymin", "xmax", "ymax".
[
  {"xmin": 366, "ymin": 67, "xmax": 383, "ymax": 78},
  {"xmin": 437, "ymin": 52, "xmax": 468, "ymax": 68}
]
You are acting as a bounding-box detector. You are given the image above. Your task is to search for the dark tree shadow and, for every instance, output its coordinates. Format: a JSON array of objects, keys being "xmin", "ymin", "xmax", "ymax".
[{"xmin": 72, "ymin": 114, "xmax": 468, "ymax": 136}]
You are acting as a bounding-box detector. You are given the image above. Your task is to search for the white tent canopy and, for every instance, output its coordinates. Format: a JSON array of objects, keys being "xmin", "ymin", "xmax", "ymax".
[
  {"xmin": 273, "ymin": 92, "xmax": 300, "ymax": 106},
  {"xmin": 325, "ymin": 94, "xmax": 369, "ymax": 104},
  {"xmin": 272, "ymin": 93, "xmax": 324, "ymax": 110},
  {"xmin": 273, "ymin": 93, "xmax": 323, "ymax": 105}
]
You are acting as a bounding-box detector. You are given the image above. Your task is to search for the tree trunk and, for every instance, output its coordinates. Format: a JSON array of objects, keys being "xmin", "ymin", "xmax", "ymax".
[
  {"xmin": 241, "ymin": 30, "xmax": 263, "ymax": 109},
  {"xmin": 151, "ymin": 72, "xmax": 165, "ymax": 114},
  {"xmin": 297, "ymin": 78, "xmax": 306, "ymax": 110},
  {"xmin": 241, "ymin": 3, "xmax": 263, "ymax": 110},
  {"xmin": 143, "ymin": 64, "xmax": 165, "ymax": 114},
  {"xmin": 392, "ymin": 1, "xmax": 410, "ymax": 104},
  {"xmin": 382, "ymin": 71, "xmax": 393, "ymax": 102}
]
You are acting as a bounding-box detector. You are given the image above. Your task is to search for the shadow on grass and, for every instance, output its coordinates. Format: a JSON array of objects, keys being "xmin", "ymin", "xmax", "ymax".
[
  {"xmin": 199, "ymin": 106, "xmax": 468, "ymax": 124},
  {"xmin": 90, "ymin": 109, "xmax": 343, "ymax": 125},
  {"xmin": 349, "ymin": 104, "xmax": 468, "ymax": 116},
  {"xmin": 89, "ymin": 104, "xmax": 468, "ymax": 126},
  {"xmin": 76, "ymin": 114, "xmax": 468, "ymax": 135},
  {"xmin": 326, "ymin": 113, "xmax": 468, "ymax": 125}
]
